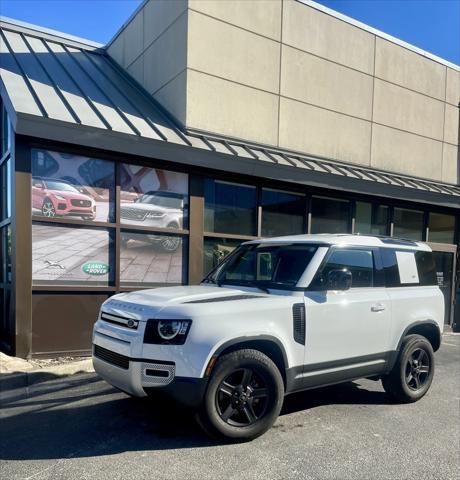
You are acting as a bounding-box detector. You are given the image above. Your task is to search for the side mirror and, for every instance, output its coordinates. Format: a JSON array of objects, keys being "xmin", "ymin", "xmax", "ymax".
[{"xmin": 327, "ymin": 269, "xmax": 352, "ymax": 291}]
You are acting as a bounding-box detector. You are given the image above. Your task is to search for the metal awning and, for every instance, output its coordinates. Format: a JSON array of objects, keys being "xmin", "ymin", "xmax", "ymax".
[{"xmin": 1, "ymin": 17, "xmax": 459, "ymax": 209}]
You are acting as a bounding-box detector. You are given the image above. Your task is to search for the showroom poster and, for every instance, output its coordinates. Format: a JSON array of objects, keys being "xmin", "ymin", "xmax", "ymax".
[
  {"xmin": 32, "ymin": 223, "xmax": 113, "ymax": 285},
  {"xmin": 119, "ymin": 164, "xmax": 188, "ymax": 228},
  {"xmin": 31, "ymin": 149, "xmax": 115, "ymax": 223},
  {"xmin": 120, "ymin": 231, "xmax": 186, "ymax": 286}
]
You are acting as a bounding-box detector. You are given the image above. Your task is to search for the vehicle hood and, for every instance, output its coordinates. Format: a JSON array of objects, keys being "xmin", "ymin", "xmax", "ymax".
[
  {"xmin": 50, "ymin": 189, "xmax": 92, "ymax": 201},
  {"xmin": 102, "ymin": 285, "xmax": 268, "ymax": 319},
  {"xmin": 120, "ymin": 203, "xmax": 173, "ymax": 213}
]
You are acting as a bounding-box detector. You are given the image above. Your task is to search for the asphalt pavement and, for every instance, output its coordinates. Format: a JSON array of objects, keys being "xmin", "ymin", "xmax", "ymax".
[{"xmin": 1, "ymin": 336, "xmax": 459, "ymax": 480}]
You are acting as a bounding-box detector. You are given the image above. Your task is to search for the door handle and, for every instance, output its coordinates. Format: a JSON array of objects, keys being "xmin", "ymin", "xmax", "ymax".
[{"xmin": 371, "ymin": 303, "xmax": 386, "ymax": 312}]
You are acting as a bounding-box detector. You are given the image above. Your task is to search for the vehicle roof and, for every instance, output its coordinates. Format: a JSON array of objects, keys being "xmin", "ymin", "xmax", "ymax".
[{"xmin": 245, "ymin": 234, "xmax": 431, "ymax": 251}]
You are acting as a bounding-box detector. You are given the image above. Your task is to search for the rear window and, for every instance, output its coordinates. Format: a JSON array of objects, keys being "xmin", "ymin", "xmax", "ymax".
[{"xmin": 381, "ymin": 248, "xmax": 437, "ymax": 287}]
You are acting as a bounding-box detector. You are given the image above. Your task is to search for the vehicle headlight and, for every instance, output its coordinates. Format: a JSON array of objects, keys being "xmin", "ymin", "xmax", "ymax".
[
  {"xmin": 144, "ymin": 319, "xmax": 191, "ymax": 345},
  {"xmin": 147, "ymin": 212, "xmax": 165, "ymax": 218}
]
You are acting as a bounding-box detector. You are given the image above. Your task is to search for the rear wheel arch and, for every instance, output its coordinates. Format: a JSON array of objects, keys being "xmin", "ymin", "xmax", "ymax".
[
  {"xmin": 397, "ymin": 321, "xmax": 441, "ymax": 353},
  {"xmin": 210, "ymin": 337, "xmax": 288, "ymax": 389}
]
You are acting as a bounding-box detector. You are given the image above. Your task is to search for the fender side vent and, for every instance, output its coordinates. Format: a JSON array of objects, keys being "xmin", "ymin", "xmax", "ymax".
[{"xmin": 292, "ymin": 303, "xmax": 306, "ymax": 345}]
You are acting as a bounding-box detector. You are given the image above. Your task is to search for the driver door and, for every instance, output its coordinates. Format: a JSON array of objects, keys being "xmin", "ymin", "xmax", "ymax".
[{"xmin": 302, "ymin": 247, "xmax": 392, "ymax": 385}]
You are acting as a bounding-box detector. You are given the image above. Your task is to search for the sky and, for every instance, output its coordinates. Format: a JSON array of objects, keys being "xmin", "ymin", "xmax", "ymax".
[{"xmin": 0, "ymin": 0, "xmax": 459, "ymax": 64}]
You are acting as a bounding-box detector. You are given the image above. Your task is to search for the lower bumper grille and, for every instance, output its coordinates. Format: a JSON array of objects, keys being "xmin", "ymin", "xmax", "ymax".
[
  {"xmin": 94, "ymin": 345, "xmax": 129, "ymax": 370},
  {"xmin": 71, "ymin": 199, "xmax": 91, "ymax": 207}
]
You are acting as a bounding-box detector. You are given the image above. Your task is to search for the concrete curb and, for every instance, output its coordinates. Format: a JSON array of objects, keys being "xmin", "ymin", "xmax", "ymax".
[{"xmin": 0, "ymin": 359, "xmax": 94, "ymax": 401}]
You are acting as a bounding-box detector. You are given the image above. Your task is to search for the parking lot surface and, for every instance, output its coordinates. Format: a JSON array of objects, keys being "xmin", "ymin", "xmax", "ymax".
[{"xmin": 1, "ymin": 336, "xmax": 459, "ymax": 480}]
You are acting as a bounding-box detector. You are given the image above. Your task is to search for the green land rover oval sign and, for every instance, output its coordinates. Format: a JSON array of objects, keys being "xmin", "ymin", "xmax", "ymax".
[{"xmin": 82, "ymin": 262, "xmax": 109, "ymax": 276}]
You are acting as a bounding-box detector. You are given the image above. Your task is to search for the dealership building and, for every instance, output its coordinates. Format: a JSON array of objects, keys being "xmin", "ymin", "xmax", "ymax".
[{"xmin": 0, "ymin": 0, "xmax": 459, "ymax": 357}]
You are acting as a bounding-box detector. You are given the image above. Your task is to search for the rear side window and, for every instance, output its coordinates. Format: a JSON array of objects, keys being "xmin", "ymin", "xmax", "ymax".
[
  {"xmin": 381, "ymin": 248, "xmax": 400, "ymax": 287},
  {"xmin": 381, "ymin": 248, "xmax": 437, "ymax": 287},
  {"xmin": 314, "ymin": 248, "xmax": 374, "ymax": 288}
]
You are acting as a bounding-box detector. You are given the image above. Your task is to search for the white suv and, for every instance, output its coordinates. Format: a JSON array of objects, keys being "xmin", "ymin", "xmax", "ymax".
[{"xmin": 92, "ymin": 234, "xmax": 444, "ymax": 440}]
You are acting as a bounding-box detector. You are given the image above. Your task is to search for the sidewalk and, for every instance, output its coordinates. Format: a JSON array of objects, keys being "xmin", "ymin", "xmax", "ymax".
[{"xmin": 0, "ymin": 352, "xmax": 94, "ymax": 402}]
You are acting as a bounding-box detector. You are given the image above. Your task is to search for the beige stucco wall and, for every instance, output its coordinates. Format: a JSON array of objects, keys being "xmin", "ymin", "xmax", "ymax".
[
  {"xmin": 108, "ymin": 0, "xmax": 459, "ymax": 184},
  {"xmin": 107, "ymin": 0, "xmax": 188, "ymax": 124}
]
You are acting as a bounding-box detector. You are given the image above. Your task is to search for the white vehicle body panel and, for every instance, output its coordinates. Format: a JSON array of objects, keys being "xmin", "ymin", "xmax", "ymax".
[
  {"xmin": 92, "ymin": 234, "xmax": 444, "ymax": 402},
  {"xmin": 303, "ymin": 287, "xmax": 392, "ymax": 365},
  {"xmin": 386, "ymin": 285, "xmax": 444, "ymax": 350}
]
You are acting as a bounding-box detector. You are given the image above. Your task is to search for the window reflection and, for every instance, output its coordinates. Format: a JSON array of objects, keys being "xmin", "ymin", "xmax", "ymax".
[
  {"xmin": 311, "ymin": 196, "xmax": 350, "ymax": 234},
  {"xmin": 393, "ymin": 208, "xmax": 424, "ymax": 241},
  {"xmin": 261, "ymin": 189, "xmax": 305, "ymax": 237},
  {"xmin": 204, "ymin": 180, "xmax": 256, "ymax": 236},
  {"xmin": 428, "ymin": 213, "xmax": 455, "ymax": 244},
  {"xmin": 354, "ymin": 202, "xmax": 388, "ymax": 235}
]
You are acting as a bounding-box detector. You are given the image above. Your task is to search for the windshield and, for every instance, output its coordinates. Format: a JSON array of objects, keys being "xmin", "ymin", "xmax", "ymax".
[
  {"xmin": 45, "ymin": 180, "xmax": 80, "ymax": 193},
  {"xmin": 205, "ymin": 243, "xmax": 319, "ymax": 290},
  {"xmin": 137, "ymin": 192, "xmax": 183, "ymax": 209}
]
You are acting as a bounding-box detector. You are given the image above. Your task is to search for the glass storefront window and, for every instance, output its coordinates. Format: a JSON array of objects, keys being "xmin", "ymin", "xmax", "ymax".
[
  {"xmin": 32, "ymin": 223, "xmax": 114, "ymax": 286},
  {"xmin": 203, "ymin": 237, "xmax": 242, "ymax": 276},
  {"xmin": 32, "ymin": 150, "xmax": 115, "ymax": 223},
  {"xmin": 120, "ymin": 231, "xmax": 186, "ymax": 286},
  {"xmin": 354, "ymin": 202, "xmax": 389, "ymax": 236},
  {"xmin": 428, "ymin": 213, "xmax": 455, "ymax": 244},
  {"xmin": 261, "ymin": 189, "xmax": 306, "ymax": 237},
  {"xmin": 120, "ymin": 164, "xmax": 188, "ymax": 229},
  {"xmin": 393, "ymin": 208, "xmax": 424, "ymax": 241},
  {"xmin": 204, "ymin": 180, "xmax": 257, "ymax": 236},
  {"xmin": 310, "ymin": 196, "xmax": 351, "ymax": 234}
]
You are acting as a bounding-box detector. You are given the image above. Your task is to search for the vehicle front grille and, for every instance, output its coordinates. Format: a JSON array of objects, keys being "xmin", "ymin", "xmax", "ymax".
[
  {"xmin": 94, "ymin": 345, "xmax": 129, "ymax": 369},
  {"xmin": 100, "ymin": 311, "xmax": 139, "ymax": 329},
  {"xmin": 120, "ymin": 207, "xmax": 147, "ymax": 221},
  {"xmin": 71, "ymin": 199, "xmax": 91, "ymax": 207}
]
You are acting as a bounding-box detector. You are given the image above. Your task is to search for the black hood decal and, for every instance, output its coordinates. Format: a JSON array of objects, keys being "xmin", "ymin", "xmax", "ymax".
[{"xmin": 184, "ymin": 294, "xmax": 265, "ymax": 304}]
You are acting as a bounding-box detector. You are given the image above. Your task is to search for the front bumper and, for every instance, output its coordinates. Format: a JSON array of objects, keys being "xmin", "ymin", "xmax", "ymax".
[{"xmin": 93, "ymin": 345, "xmax": 208, "ymax": 408}]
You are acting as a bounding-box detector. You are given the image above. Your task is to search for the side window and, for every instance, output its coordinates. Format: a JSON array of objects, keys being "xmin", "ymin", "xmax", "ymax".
[
  {"xmin": 381, "ymin": 248, "xmax": 436, "ymax": 287},
  {"xmin": 317, "ymin": 248, "xmax": 374, "ymax": 288},
  {"xmin": 381, "ymin": 248, "xmax": 400, "ymax": 287}
]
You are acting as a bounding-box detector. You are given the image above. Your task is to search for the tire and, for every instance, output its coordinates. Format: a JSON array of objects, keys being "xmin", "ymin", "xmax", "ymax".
[
  {"xmin": 196, "ymin": 349, "xmax": 284, "ymax": 441},
  {"xmin": 382, "ymin": 334, "xmax": 434, "ymax": 403},
  {"xmin": 41, "ymin": 198, "xmax": 56, "ymax": 217}
]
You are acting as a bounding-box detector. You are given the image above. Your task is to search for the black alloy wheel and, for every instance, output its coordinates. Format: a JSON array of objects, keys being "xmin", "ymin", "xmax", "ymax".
[
  {"xmin": 196, "ymin": 349, "xmax": 284, "ymax": 441},
  {"xmin": 382, "ymin": 334, "xmax": 435, "ymax": 403},
  {"xmin": 216, "ymin": 368, "xmax": 269, "ymax": 427},
  {"xmin": 405, "ymin": 348, "xmax": 431, "ymax": 391}
]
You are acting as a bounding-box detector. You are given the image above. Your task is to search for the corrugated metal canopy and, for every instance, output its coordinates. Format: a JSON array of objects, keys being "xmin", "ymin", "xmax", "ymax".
[{"xmin": 1, "ymin": 17, "xmax": 459, "ymax": 209}]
